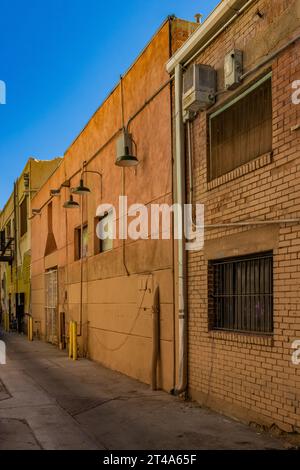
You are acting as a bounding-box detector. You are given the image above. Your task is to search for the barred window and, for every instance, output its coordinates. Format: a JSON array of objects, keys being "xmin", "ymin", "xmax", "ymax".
[
  {"xmin": 208, "ymin": 252, "xmax": 273, "ymax": 334},
  {"xmin": 208, "ymin": 74, "xmax": 272, "ymax": 181}
]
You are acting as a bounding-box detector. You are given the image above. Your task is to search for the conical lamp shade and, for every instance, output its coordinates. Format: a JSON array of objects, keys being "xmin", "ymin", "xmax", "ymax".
[
  {"xmin": 63, "ymin": 195, "xmax": 80, "ymax": 209},
  {"xmin": 115, "ymin": 146, "xmax": 139, "ymax": 167},
  {"xmin": 72, "ymin": 179, "xmax": 91, "ymax": 195}
]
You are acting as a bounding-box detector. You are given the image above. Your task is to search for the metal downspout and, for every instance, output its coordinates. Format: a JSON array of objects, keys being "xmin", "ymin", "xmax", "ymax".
[
  {"xmin": 172, "ymin": 64, "xmax": 188, "ymax": 396},
  {"xmin": 151, "ymin": 285, "xmax": 160, "ymax": 391},
  {"xmin": 13, "ymin": 181, "xmax": 19, "ymax": 324},
  {"xmin": 79, "ymin": 192, "xmax": 84, "ymax": 338}
]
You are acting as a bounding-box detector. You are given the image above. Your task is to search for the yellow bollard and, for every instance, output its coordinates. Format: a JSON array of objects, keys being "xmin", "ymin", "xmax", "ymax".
[
  {"xmin": 28, "ymin": 317, "xmax": 33, "ymax": 342},
  {"xmin": 72, "ymin": 321, "xmax": 77, "ymax": 361},
  {"xmin": 30, "ymin": 317, "xmax": 34, "ymax": 341},
  {"xmin": 69, "ymin": 321, "xmax": 73, "ymax": 359}
]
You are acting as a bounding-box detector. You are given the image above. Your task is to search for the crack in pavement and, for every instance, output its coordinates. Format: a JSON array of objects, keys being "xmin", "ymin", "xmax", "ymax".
[{"xmin": 22, "ymin": 368, "xmax": 106, "ymax": 450}]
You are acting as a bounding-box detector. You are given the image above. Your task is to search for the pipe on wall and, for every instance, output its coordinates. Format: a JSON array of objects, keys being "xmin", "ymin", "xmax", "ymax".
[
  {"xmin": 121, "ymin": 168, "xmax": 130, "ymax": 276},
  {"xmin": 79, "ymin": 192, "xmax": 84, "ymax": 338},
  {"xmin": 13, "ymin": 181, "xmax": 19, "ymax": 322},
  {"xmin": 240, "ymin": 34, "xmax": 300, "ymax": 81},
  {"xmin": 172, "ymin": 64, "xmax": 188, "ymax": 396},
  {"xmin": 151, "ymin": 285, "xmax": 160, "ymax": 391},
  {"xmin": 78, "ymin": 161, "xmax": 86, "ymax": 341}
]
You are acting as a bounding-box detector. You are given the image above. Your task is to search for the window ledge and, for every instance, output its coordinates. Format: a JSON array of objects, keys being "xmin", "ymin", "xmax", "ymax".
[
  {"xmin": 208, "ymin": 329, "xmax": 273, "ymax": 347},
  {"xmin": 207, "ymin": 152, "xmax": 272, "ymax": 191}
]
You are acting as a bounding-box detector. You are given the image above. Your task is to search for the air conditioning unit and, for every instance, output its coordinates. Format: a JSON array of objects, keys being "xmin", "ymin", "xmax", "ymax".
[
  {"xmin": 224, "ymin": 49, "xmax": 243, "ymax": 90},
  {"xmin": 182, "ymin": 64, "xmax": 216, "ymax": 120}
]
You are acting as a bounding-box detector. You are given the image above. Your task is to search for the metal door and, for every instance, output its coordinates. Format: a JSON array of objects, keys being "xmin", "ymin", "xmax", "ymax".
[{"xmin": 45, "ymin": 269, "xmax": 58, "ymax": 344}]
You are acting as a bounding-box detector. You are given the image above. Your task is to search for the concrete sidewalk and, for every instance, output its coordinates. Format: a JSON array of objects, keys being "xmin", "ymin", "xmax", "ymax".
[{"xmin": 0, "ymin": 330, "xmax": 284, "ymax": 450}]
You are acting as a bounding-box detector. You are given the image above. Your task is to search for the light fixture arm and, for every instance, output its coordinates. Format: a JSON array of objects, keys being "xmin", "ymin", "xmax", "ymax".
[{"xmin": 80, "ymin": 169, "xmax": 103, "ymax": 199}]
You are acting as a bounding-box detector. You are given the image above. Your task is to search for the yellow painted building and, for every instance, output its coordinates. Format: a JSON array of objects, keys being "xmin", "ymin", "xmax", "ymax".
[{"xmin": 0, "ymin": 157, "xmax": 62, "ymax": 331}]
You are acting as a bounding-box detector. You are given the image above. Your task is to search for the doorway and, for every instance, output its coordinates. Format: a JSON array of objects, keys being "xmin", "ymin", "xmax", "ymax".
[{"xmin": 45, "ymin": 269, "xmax": 58, "ymax": 344}]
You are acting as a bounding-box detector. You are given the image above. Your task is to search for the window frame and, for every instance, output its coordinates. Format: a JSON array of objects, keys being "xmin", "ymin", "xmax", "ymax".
[
  {"xmin": 94, "ymin": 210, "xmax": 114, "ymax": 255},
  {"xmin": 208, "ymin": 251, "xmax": 274, "ymax": 335},
  {"xmin": 74, "ymin": 223, "xmax": 88, "ymax": 261},
  {"xmin": 208, "ymin": 72, "xmax": 273, "ymax": 182}
]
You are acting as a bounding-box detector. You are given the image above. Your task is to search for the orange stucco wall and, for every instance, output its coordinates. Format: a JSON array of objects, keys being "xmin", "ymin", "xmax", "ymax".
[{"xmin": 31, "ymin": 18, "xmax": 196, "ymax": 390}]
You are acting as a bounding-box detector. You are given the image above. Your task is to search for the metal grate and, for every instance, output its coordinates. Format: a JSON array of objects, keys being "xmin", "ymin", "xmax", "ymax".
[
  {"xmin": 209, "ymin": 252, "xmax": 273, "ymax": 334},
  {"xmin": 209, "ymin": 75, "xmax": 272, "ymax": 181},
  {"xmin": 45, "ymin": 269, "xmax": 58, "ymax": 344}
]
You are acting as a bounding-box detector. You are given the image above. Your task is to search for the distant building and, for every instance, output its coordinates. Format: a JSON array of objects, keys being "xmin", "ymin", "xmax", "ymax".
[{"xmin": 0, "ymin": 158, "xmax": 62, "ymax": 332}]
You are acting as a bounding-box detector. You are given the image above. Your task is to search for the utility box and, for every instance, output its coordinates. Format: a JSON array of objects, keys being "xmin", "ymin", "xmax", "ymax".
[
  {"xmin": 182, "ymin": 64, "xmax": 216, "ymax": 121},
  {"xmin": 224, "ymin": 49, "xmax": 243, "ymax": 90}
]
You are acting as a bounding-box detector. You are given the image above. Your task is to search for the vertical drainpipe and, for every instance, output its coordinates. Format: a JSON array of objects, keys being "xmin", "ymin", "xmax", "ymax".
[
  {"xmin": 79, "ymin": 189, "xmax": 84, "ymax": 338},
  {"xmin": 29, "ymin": 159, "xmax": 32, "ymax": 320},
  {"xmin": 79, "ymin": 163, "xmax": 85, "ymax": 343},
  {"xmin": 168, "ymin": 17, "xmax": 176, "ymax": 391},
  {"xmin": 13, "ymin": 181, "xmax": 18, "ymax": 322},
  {"xmin": 172, "ymin": 64, "xmax": 188, "ymax": 396}
]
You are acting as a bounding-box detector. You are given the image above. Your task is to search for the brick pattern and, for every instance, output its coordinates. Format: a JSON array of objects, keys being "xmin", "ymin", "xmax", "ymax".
[
  {"xmin": 207, "ymin": 152, "xmax": 273, "ymax": 190},
  {"xmin": 185, "ymin": 0, "xmax": 300, "ymax": 432}
]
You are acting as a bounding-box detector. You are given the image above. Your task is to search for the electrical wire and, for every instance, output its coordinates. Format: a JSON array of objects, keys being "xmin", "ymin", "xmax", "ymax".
[{"xmin": 89, "ymin": 275, "xmax": 151, "ymax": 352}]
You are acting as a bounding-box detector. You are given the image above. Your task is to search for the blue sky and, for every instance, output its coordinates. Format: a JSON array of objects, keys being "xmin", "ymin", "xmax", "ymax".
[{"xmin": 0, "ymin": 0, "xmax": 219, "ymax": 208}]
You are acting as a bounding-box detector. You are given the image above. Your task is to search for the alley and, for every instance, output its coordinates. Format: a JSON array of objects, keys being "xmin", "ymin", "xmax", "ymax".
[{"xmin": 0, "ymin": 331, "xmax": 285, "ymax": 451}]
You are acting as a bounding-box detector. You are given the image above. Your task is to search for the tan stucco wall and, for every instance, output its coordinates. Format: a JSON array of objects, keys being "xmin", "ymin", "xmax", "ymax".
[{"xmin": 30, "ymin": 18, "xmax": 196, "ymax": 390}]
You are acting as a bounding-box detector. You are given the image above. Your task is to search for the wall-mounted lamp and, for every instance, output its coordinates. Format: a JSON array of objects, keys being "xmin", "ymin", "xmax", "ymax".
[
  {"xmin": 72, "ymin": 179, "xmax": 91, "ymax": 196},
  {"xmin": 70, "ymin": 170, "xmax": 102, "ymax": 198},
  {"xmin": 51, "ymin": 180, "xmax": 70, "ymax": 198},
  {"xmin": 63, "ymin": 195, "xmax": 80, "ymax": 209},
  {"xmin": 115, "ymin": 131, "xmax": 139, "ymax": 167},
  {"xmin": 115, "ymin": 146, "xmax": 139, "ymax": 167}
]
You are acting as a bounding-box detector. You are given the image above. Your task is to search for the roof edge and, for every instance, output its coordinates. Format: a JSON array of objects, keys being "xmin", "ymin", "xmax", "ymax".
[
  {"xmin": 166, "ymin": 0, "xmax": 256, "ymax": 73},
  {"xmin": 64, "ymin": 15, "xmax": 176, "ymax": 157}
]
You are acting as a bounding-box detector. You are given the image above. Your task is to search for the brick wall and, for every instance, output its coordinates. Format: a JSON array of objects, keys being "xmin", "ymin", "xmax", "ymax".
[{"xmin": 185, "ymin": 0, "xmax": 300, "ymax": 432}]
